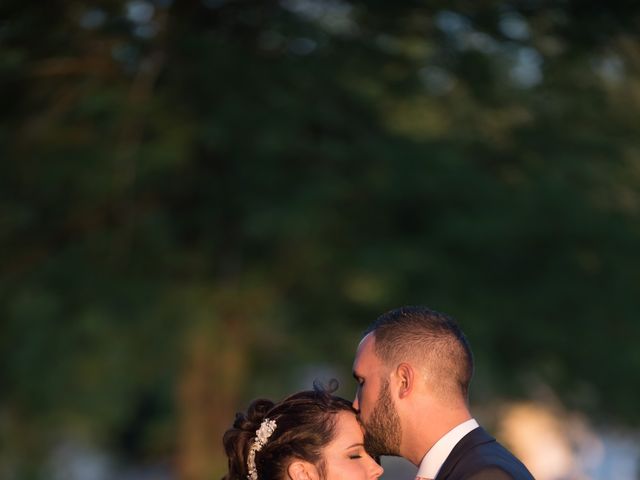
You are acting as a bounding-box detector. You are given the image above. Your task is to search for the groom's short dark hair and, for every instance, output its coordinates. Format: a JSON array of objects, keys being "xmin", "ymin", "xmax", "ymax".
[{"xmin": 365, "ymin": 305, "xmax": 474, "ymax": 401}]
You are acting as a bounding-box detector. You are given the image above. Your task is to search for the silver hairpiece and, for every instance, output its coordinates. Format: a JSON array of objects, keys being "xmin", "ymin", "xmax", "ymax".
[{"xmin": 247, "ymin": 418, "xmax": 277, "ymax": 480}]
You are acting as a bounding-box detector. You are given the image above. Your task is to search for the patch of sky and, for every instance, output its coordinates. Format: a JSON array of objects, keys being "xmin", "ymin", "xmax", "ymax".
[
  {"xmin": 460, "ymin": 31, "xmax": 500, "ymax": 54},
  {"xmin": 126, "ymin": 0, "xmax": 155, "ymax": 24},
  {"xmin": 435, "ymin": 11, "xmax": 499, "ymax": 55},
  {"xmin": 280, "ymin": 0, "xmax": 356, "ymax": 35},
  {"xmin": 435, "ymin": 10, "xmax": 472, "ymax": 36},
  {"xmin": 509, "ymin": 46, "xmax": 543, "ymax": 88},
  {"xmin": 499, "ymin": 11, "xmax": 531, "ymax": 41},
  {"xmin": 79, "ymin": 9, "xmax": 107, "ymax": 29}
]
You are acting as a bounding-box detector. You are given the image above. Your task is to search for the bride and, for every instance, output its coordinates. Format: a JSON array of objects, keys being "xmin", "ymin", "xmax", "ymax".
[{"xmin": 222, "ymin": 384, "xmax": 384, "ymax": 480}]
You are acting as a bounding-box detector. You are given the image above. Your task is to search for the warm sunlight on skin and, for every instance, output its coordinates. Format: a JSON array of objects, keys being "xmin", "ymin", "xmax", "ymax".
[
  {"xmin": 324, "ymin": 411, "xmax": 384, "ymax": 480},
  {"xmin": 352, "ymin": 333, "xmax": 384, "ymax": 424}
]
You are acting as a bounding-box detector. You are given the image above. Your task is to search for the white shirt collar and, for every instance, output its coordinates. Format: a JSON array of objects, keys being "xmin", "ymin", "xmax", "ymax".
[{"xmin": 416, "ymin": 418, "xmax": 479, "ymax": 479}]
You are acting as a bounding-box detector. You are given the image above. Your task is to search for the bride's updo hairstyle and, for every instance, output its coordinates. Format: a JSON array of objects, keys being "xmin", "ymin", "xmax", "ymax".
[{"xmin": 222, "ymin": 382, "xmax": 354, "ymax": 480}]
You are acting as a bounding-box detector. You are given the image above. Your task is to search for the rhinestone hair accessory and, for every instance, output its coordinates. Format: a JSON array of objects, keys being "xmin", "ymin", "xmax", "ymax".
[{"xmin": 246, "ymin": 418, "xmax": 277, "ymax": 480}]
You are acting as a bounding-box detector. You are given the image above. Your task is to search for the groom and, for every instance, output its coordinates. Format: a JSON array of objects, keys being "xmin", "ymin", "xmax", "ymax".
[{"xmin": 352, "ymin": 306, "xmax": 534, "ymax": 480}]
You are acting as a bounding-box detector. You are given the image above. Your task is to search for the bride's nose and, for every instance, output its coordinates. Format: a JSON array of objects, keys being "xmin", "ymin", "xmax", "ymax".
[
  {"xmin": 352, "ymin": 394, "xmax": 359, "ymax": 411},
  {"xmin": 368, "ymin": 457, "xmax": 384, "ymax": 479}
]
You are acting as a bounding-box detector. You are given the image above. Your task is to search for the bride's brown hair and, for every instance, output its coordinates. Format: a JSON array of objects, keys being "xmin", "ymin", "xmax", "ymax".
[{"xmin": 222, "ymin": 382, "xmax": 355, "ymax": 480}]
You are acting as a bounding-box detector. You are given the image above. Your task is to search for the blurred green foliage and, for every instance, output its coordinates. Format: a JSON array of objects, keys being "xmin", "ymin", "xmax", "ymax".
[{"xmin": 1, "ymin": 0, "xmax": 640, "ymax": 478}]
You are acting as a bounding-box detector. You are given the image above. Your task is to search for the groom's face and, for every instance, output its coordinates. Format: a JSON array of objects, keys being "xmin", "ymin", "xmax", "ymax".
[
  {"xmin": 352, "ymin": 333, "xmax": 402, "ymax": 456},
  {"xmin": 352, "ymin": 334, "xmax": 381, "ymax": 421}
]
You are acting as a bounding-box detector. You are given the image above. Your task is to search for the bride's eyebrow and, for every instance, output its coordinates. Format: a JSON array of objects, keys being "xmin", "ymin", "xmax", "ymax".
[{"xmin": 345, "ymin": 443, "xmax": 364, "ymax": 449}]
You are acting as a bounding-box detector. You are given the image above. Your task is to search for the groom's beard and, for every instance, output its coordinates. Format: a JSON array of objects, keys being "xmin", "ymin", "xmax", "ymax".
[{"xmin": 362, "ymin": 380, "xmax": 402, "ymax": 457}]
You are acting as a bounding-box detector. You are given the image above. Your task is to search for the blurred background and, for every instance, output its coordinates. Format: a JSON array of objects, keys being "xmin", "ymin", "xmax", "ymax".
[{"xmin": 2, "ymin": 0, "xmax": 640, "ymax": 479}]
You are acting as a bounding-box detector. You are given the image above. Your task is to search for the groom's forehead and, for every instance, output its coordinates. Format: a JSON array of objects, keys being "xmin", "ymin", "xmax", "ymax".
[
  {"xmin": 356, "ymin": 332, "xmax": 374, "ymax": 355},
  {"xmin": 354, "ymin": 333, "xmax": 376, "ymax": 366},
  {"xmin": 357, "ymin": 332, "xmax": 373, "ymax": 350}
]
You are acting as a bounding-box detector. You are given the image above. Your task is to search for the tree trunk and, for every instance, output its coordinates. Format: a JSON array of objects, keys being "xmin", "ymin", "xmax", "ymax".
[{"xmin": 176, "ymin": 310, "xmax": 249, "ymax": 480}]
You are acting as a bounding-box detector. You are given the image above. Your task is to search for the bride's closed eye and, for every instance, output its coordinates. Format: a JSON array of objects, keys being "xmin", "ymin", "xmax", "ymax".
[{"xmin": 347, "ymin": 445, "xmax": 366, "ymax": 460}]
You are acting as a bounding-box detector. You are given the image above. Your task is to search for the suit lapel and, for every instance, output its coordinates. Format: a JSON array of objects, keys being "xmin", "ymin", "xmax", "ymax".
[{"xmin": 435, "ymin": 427, "xmax": 495, "ymax": 480}]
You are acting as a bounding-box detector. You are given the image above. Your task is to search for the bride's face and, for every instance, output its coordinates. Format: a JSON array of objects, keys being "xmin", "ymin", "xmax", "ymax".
[{"xmin": 322, "ymin": 411, "xmax": 384, "ymax": 480}]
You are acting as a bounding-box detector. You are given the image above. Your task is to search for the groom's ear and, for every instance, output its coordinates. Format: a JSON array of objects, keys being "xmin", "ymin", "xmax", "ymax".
[
  {"xmin": 287, "ymin": 460, "xmax": 320, "ymax": 480},
  {"xmin": 395, "ymin": 362, "xmax": 414, "ymax": 399}
]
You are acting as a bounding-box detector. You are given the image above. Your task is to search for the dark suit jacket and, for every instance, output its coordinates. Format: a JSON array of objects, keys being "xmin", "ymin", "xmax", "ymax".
[{"xmin": 435, "ymin": 427, "xmax": 535, "ymax": 480}]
